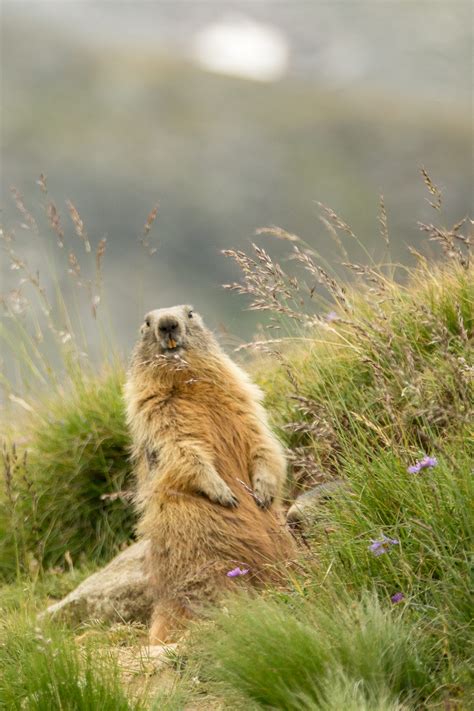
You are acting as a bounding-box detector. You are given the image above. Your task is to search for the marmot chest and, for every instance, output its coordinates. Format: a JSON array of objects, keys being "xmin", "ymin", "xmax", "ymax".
[{"xmin": 158, "ymin": 393, "xmax": 252, "ymax": 463}]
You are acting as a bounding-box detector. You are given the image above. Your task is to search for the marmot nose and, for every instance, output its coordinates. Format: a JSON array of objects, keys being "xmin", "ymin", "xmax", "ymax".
[{"xmin": 158, "ymin": 318, "xmax": 179, "ymax": 335}]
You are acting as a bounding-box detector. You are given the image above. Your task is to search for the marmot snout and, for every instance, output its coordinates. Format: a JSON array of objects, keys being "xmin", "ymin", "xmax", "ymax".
[
  {"xmin": 125, "ymin": 305, "xmax": 297, "ymax": 643},
  {"xmin": 140, "ymin": 305, "xmax": 211, "ymax": 356}
]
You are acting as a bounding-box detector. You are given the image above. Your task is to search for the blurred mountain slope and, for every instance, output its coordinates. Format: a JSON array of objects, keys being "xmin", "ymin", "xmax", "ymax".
[{"xmin": 1, "ymin": 10, "xmax": 472, "ymax": 349}]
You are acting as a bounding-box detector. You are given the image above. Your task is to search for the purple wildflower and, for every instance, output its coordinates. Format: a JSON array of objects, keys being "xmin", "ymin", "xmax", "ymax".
[
  {"xmin": 407, "ymin": 455, "xmax": 438, "ymax": 474},
  {"xmin": 368, "ymin": 535, "xmax": 399, "ymax": 557},
  {"xmin": 226, "ymin": 567, "xmax": 249, "ymax": 578},
  {"xmin": 325, "ymin": 311, "xmax": 339, "ymax": 323},
  {"xmin": 391, "ymin": 592, "xmax": 405, "ymax": 604}
]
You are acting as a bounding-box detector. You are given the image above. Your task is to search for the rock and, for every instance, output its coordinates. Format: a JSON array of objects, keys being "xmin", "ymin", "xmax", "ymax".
[
  {"xmin": 42, "ymin": 539, "xmax": 153, "ymax": 625},
  {"xmin": 287, "ymin": 480, "xmax": 346, "ymax": 529}
]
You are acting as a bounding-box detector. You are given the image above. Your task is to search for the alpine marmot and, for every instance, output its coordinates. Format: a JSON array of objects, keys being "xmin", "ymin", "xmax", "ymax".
[{"xmin": 125, "ymin": 305, "xmax": 296, "ymax": 642}]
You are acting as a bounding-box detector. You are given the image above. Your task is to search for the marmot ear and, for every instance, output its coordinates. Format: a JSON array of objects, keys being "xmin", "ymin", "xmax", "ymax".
[{"xmin": 141, "ymin": 315, "xmax": 152, "ymax": 334}]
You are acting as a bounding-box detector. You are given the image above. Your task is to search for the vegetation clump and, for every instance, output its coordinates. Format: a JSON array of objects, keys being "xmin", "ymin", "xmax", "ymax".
[
  {"xmin": 0, "ymin": 614, "xmax": 145, "ymax": 711},
  {"xmin": 0, "ymin": 176, "xmax": 472, "ymax": 708},
  {"xmin": 1, "ymin": 370, "xmax": 133, "ymax": 579},
  {"xmin": 187, "ymin": 189, "xmax": 472, "ymax": 709}
]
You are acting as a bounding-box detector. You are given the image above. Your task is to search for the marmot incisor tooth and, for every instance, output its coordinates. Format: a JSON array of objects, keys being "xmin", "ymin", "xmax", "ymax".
[{"xmin": 125, "ymin": 305, "xmax": 296, "ymax": 643}]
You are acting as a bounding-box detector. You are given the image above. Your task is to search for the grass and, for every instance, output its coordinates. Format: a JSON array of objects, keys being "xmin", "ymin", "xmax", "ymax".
[
  {"xmin": 187, "ymin": 594, "xmax": 432, "ymax": 710},
  {"xmin": 0, "ymin": 178, "xmax": 472, "ymax": 708},
  {"xmin": 0, "ymin": 563, "xmax": 101, "ymax": 617},
  {"xmin": 255, "ymin": 260, "xmax": 472, "ymax": 485},
  {"xmin": 0, "ymin": 613, "xmax": 146, "ymax": 711},
  {"xmin": 183, "ymin": 199, "xmax": 473, "ymax": 709},
  {"xmin": 184, "ymin": 441, "xmax": 472, "ymax": 707},
  {"xmin": 0, "ymin": 368, "xmax": 135, "ymax": 580},
  {"xmin": 0, "ymin": 181, "xmax": 139, "ymax": 580}
]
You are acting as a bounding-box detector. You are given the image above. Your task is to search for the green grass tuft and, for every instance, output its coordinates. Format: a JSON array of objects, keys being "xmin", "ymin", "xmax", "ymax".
[
  {"xmin": 189, "ymin": 594, "xmax": 432, "ymax": 710},
  {"xmin": 1, "ymin": 368, "xmax": 135, "ymax": 580},
  {"xmin": 0, "ymin": 614, "xmax": 145, "ymax": 711}
]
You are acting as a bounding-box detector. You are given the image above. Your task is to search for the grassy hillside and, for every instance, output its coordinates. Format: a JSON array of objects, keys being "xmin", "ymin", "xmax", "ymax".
[
  {"xmin": 184, "ymin": 259, "xmax": 472, "ymax": 710},
  {"xmin": 0, "ymin": 194, "xmax": 472, "ymax": 708}
]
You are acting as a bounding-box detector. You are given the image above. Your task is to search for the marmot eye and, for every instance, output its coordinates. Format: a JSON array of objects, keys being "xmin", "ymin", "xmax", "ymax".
[
  {"xmin": 188, "ymin": 311, "xmax": 193, "ymax": 319},
  {"xmin": 145, "ymin": 317, "xmax": 151, "ymax": 327}
]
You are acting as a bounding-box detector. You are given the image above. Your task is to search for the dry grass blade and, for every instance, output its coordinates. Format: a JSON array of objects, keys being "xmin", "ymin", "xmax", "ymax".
[
  {"xmin": 342, "ymin": 262, "xmax": 389, "ymax": 293},
  {"xmin": 66, "ymin": 199, "xmax": 91, "ymax": 253},
  {"xmin": 255, "ymin": 225, "xmax": 301, "ymax": 243},
  {"xmin": 139, "ymin": 203, "xmax": 159, "ymax": 255},
  {"xmin": 8, "ymin": 394, "xmax": 35, "ymax": 413},
  {"xmin": 378, "ymin": 195, "xmax": 390, "ymax": 248},
  {"xmin": 96, "ymin": 237, "xmax": 107, "ymax": 276},
  {"xmin": 316, "ymin": 201, "xmax": 376, "ymax": 263},
  {"xmin": 10, "ymin": 186, "xmax": 38, "ymax": 233},
  {"xmin": 2, "ymin": 441, "xmax": 16, "ymax": 507},
  {"xmin": 36, "ymin": 173, "xmax": 48, "ymax": 194},
  {"xmin": 88, "ymin": 283, "xmax": 100, "ymax": 319},
  {"xmin": 100, "ymin": 489, "xmax": 134, "ymax": 503},
  {"xmin": 68, "ymin": 251, "xmax": 82, "ymax": 282},
  {"xmin": 292, "ymin": 246, "xmax": 352, "ymax": 311},
  {"xmin": 455, "ymin": 304, "xmax": 468, "ymax": 343},
  {"xmin": 316, "ymin": 202, "xmax": 357, "ymax": 241},
  {"xmin": 222, "ymin": 246, "xmax": 307, "ymax": 322},
  {"xmin": 143, "ymin": 204, "xmax": 159, "ymax": 236},
  {"xmin": 418, "ymin": 221, "xmax": 470, "ymax": 268},
  {"xmin": 234, "ymin": 337, "xmax": 285, "ymax": 353},
  {"xmin": 318, "ymin": 215, "xmax": 349, "ymax": 260},
  {"xmin": 93, "ymin": 238, "xmax": 108, "ymax": 316},
  {"xmin": 407, "ymin": 246, "xmax": 428, "ymax": 265},
  {"xmin": 47, "ymin": 202, "xmax": 65, "ymax": 247},
  {"xmin": 420, "ymin": 167, "xmax": 442, "ymax": 211}
]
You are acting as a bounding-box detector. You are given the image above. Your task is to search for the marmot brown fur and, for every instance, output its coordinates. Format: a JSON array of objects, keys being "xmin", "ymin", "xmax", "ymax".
[{"xmin": 125, "ymin": 305, "xmax": 296, "ymax": 643}]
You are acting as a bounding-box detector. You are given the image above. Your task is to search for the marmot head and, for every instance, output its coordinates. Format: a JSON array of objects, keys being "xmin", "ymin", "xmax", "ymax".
[{"xmin": 138, "ymin": 304, "xmax": 215, "ymax": 359}]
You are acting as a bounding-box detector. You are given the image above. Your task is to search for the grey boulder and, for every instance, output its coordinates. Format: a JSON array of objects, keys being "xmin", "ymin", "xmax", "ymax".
[
  {"xmin": 287, "ymin": 480, "xmax": 346, "ymax": 528},
  {"xmin": 42, "ymin": 539, "xmax": 153, "ymax": 625}
]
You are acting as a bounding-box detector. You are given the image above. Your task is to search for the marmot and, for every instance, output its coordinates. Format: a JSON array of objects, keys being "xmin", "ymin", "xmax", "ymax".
[{"xmin": 125, "ymin": 305, "xmax": 296, "ymax": 643}]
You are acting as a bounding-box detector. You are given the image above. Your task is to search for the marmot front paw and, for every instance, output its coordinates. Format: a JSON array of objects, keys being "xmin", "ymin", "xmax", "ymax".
[
  {"xmin": 207, "ymin": 482, "xmax": 239, "ymax": 508},
  {"xmin": 253, "ymin": 475, "xmax": 277, "ymax": 509}
]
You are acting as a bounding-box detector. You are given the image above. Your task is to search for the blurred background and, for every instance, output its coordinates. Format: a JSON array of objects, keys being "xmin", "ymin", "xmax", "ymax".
[{"xmin": 1, "ymin": 0, "xmax": 472, "ymax": 362}]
